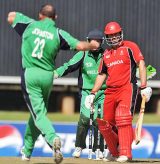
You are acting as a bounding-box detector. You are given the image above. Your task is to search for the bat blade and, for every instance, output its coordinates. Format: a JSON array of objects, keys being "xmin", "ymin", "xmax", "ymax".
[{"xmin": 135, "ymin": 96, "xmax": 146, "ymax": 145}]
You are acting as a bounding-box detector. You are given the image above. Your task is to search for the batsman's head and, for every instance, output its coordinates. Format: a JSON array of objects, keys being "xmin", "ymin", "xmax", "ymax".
[
  {"xmin": 87, "ymin": 29, "xmax": 104, "ymax": 54},
  {"xmin": 39, "ymin": 4, "xmax": 57, "ymax": 20},
  {"xmin": 104, "ymin": 22, "xmax": 123, "ymax": 47}
]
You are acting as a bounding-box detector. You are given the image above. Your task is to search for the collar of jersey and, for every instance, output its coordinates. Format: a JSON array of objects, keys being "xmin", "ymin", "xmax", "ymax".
[
  {"xmin": 88, "ymin": 51, "xmax": 102, "ymax": 59},
  {"xmin": 43, "ymin": 18, "xmax": 56, "ymax": 26}
]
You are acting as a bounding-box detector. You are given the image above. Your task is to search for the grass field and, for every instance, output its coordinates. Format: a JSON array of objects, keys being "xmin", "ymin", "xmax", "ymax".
[
  {"xmin": 0, "ymin": 111, "xmax": 159, "ymax": 124},
  {"xmin": 0, "ymin": 157, "xmax": 160, "ymax": 164}
]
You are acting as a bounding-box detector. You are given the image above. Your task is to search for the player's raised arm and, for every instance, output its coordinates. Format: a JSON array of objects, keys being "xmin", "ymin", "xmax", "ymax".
[
  {"xmin": 58, "ymin": 29, "xmax": 100, "ymax": 52},
  {"xmin": 7, "ymin": 12, "xmax": 34, "ymax": 36},
  {"xmin": 76, "ymin": 40, "xmax": 100, "ymax": 51}
]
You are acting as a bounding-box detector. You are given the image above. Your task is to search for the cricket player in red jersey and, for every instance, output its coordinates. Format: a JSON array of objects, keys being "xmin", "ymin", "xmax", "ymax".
[{"xmin": 85, "ymin": 22, "xmax": 152, "ymax": 162}]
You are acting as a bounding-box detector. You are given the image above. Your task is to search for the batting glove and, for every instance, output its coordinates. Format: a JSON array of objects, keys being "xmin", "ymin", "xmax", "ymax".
[
  {"xmin": 140, "ymin": 87, "xmax": 152, "ymax": 102},
  {"xmin": 85, "ymin": 93, "xmax": 95, "ymax": 109}
]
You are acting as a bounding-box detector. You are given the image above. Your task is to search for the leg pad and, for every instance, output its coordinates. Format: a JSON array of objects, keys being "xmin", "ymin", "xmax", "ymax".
[
  {"xmin": 97, "ymin": 118, "xmax": 119, "ymax": 157},
  {"xmin": 116, "ymin": 115, "xmax": 133, "ymax": 159}
]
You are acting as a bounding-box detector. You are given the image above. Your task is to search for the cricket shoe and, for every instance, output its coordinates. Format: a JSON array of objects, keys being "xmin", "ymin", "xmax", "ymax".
[
  {"xmin": 95, "ymin": 150, "xmax": 104, "ymax": 160},
  {"xmin": 53, "ymin": 137, "xmax": 63, "ymax": 164},
  {"xmin": 72, "ymin": 147, "xmax": 82, "ymax": 158},
  {"xmin": 20, "ymin": 147, "xmax": 30, "ymax": 161},
  {"xmin": 103, "ymin": 148, "xmax": 110, "ymax": 158},
  {"xmin": 116, "ymin": 156, "xmax": 131, "ymax": 163},
  {"xmin": 103, "ymin": 151, "xmax": 117, "ymax": 162},
  {"xmin": 99, "ymin": 151, "xmax": 104, "ymax": 159}
]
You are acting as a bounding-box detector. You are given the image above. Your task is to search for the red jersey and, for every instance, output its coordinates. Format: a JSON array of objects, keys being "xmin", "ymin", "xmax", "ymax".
[{"xmin": 99, "ymin": 40, "xmax": 144, "ymax": 87}]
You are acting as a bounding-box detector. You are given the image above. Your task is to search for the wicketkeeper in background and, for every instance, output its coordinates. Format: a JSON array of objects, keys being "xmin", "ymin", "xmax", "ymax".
[
  {"xmin": 7, "ymin": 4, "xmax": 100, "ymax": 164},
  {"xmin": 54, "ymin": 29, "xmax": 106, "ymax": 158},
  {"xmin": 85, "ymin": 22, "xmax": 152, "ymax": 162}
]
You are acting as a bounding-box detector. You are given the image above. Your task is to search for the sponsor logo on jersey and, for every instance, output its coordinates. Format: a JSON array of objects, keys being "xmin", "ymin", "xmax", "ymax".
[
  {"xmin": 87, "ymin": 70, "xmax": 98, "ymax": 75},
  {"xmin": 32, "ymin": 28, "xmax": 53, "ymax": 40},
  {"xmin": 85, "ymin": 62, "xmax": 93, "ymax": 67},
  {"xmin": 107, "ymin": 60, "xmax": 124, "ymax": 67}
]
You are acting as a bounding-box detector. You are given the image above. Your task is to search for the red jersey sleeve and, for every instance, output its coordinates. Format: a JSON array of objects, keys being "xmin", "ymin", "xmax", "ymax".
[{"xmin": 126, "ymin": 41, "xmax": 144, "ymax": 63}]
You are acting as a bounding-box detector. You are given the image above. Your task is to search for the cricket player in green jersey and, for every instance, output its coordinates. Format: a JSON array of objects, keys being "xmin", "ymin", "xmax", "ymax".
[
  {"xmin": 54, "ymin": 29, "xmax": 107, "ymax": 158},
  {"xmin": 7, "ymin": 4, "xmax": 100, "ymax": 164}
]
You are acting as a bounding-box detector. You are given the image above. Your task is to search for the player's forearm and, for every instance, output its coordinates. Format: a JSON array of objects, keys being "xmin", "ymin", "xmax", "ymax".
[
  {"xmin": 56, "ymin": 53, "xmax": 82, "ymax": 77},
  {"xmin": 56, "ymin": 62, "xmax": 79, "ymax": 77},
  {"xmin": 76, "ymin": 40, "xmax": 100, "ymax": 51},
  {"xmin": 7, "ymin": 12, "xmax": 16, "ymax": 25},
  {"xmin": 138, "ymin": 60, "xmax": 147, "ymax": 88},
  {"xmin": 91, "ymin": 73, "xmax": 107, "ymax": 93},
  {"xmin": 55, "ymin": 62, "xmax": 78, "ymax": 78}
]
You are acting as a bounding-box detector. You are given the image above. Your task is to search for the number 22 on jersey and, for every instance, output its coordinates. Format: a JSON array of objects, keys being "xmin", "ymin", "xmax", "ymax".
[{"xmin": 32, "ymin": 37, "xmax": 45, "ymax": 59}]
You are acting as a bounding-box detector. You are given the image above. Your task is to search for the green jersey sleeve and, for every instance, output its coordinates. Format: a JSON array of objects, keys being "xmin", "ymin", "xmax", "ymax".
[
  {"xmin": 55, "ymin": 51, "xmax": 85, "ymax": 77},
  {"xmin": 12, "ymin": 12, "xmax": 34, "ymax": 36},
  {"xmin": 58, "ymin": 29, "xmax": 80, "ymax": 50}
]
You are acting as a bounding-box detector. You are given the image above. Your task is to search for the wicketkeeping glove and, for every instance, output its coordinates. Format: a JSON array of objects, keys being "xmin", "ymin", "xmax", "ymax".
[
  {"xmin": 85, "ymin": 93, "xmax": 95, "ymax": 109},
  {"xmin": 136, "ymin": 65, "xmax": 156, "ymax": 80},
  {"xmin": 140, "ymin": 87, "xmax": 152, "ymax": 102}
]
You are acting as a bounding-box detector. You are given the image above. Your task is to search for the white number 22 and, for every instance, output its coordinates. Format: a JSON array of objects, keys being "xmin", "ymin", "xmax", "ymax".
[{"xmin": 32, "ymin": 38, "xmax": 45, "ymax": 59}]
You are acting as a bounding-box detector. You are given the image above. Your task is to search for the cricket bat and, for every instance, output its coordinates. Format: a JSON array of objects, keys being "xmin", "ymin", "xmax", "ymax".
[
  {"xmin": 135, "ymin": 65, "xmax": 156, "ymax": 145},
  {"xmin": 135, "ymin": 96, "xmax": 146, "ymax": 145}
]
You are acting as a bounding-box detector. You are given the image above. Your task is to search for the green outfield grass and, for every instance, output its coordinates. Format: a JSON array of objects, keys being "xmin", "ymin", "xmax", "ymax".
[
  {"xmin": 0, "ymin": 111, "xmax": 80, "ymax": 122},
  {"xmin": 0, "ymin": 111, "xmax": 159, "ymax": 124}
]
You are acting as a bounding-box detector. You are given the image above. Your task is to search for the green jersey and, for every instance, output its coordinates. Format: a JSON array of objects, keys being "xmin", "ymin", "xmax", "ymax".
[
  {"xmin": 12, "ymin": 12, "xmax": 79, "ymax": 71},
  {"xmin": 55, "ymin": 51, "xmax": 106, "ymax": 90}
]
